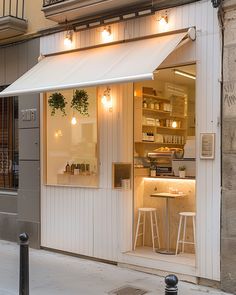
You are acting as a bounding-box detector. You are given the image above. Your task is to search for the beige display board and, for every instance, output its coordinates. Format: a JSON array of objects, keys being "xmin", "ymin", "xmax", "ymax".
[{"xmin": 200, "ymin": 133, "xmax": 215, "ymax": 159}]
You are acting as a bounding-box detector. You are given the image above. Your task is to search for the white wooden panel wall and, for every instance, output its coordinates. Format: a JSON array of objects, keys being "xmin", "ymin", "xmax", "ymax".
[
  {"xmin": 40, "ymin": 0, "xmax": 221, "ymax": 280},
  {"xmin": 41, "ymin": 84, "xmax": 134, "ymax": 261}
]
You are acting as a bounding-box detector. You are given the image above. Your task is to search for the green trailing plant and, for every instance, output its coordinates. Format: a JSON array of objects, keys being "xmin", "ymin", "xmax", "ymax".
[
  {"xmin": 48, "ymin": 92, "xmax": 67, "ymax": 116},
  {"xmin": 71, "ymin": 89, "xmax": 89, "ymax": 116},
  {"xmin": 178, "ymin": 166, "xmax": 186, "ymax": 171}
]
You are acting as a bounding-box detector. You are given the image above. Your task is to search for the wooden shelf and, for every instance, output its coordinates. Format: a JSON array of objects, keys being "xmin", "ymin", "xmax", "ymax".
[
  {"xmin": 135, "ymin": 142, "xmax": 184, "ymax": 146},
  {"xmin": 147, "ymin": 175, "xmax": 195, "ymax": 180},
  {"xmin": 142, "ymin": 124, "xmax": 156, "ymax": 127},
  {"xmin": 142, "ymin": 125, "xmax": 186, "ymax": 131},
  {"xmin": 143, "ymin": 108, "xmax": 171, "ymax": 114},
  {"xmin": 156, "ymin": 126, "xmax": 186, "ymax": 131},
  {"xmin": 142, "ymin": 93, "xmax": 170, "ymax": 102},
  {"xmin": 143, "ymin": 108, "xmax": 186, "ymax": 119}
]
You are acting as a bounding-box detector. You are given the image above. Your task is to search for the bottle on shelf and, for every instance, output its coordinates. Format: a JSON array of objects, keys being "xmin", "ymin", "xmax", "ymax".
[
  {"xmin": 65, "ymin": 162, "xmax": 71, "ymax": 173},
  {"xmin": 71, "ymin": 163, "xmax": 76, "ymax": 175}
]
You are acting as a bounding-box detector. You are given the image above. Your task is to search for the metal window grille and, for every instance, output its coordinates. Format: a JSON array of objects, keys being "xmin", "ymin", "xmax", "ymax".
[
  {"xmin": 0, "ymin": 87, "xmax": 18, "ymax": 189},
  {"xmin": 43, "ymin": 0, "xmax": 65, "ymax": 7},
  {"xmin": 0, "ymin": 0, "xmax": 25, "ymax": 19}
]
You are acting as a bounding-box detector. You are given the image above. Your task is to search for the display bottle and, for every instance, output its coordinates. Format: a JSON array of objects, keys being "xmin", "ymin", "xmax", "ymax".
[
  {"xmin": 71, "ymin": 163, "xmax": 76, "ymax": 175},
  {"xmin": 65, "ymin": 162, "xmax": 71, "ymax": 173}
]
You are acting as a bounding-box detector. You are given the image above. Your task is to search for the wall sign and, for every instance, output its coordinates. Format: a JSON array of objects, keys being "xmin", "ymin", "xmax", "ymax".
[{"xmin": 200, "ymin": 133, "xmax": 215, "ymax": 159}]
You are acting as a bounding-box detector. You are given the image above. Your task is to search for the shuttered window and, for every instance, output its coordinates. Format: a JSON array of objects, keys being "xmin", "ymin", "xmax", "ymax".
[{"xmin": 0, "ymin": 87, "xmax": 18, "ymax": 189}]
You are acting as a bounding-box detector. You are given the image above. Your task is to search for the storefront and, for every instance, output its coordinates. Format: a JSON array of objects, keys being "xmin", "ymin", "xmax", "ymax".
[{"xmin": 0, "ymin": 0, "xmax": 221, "ymax": 283}]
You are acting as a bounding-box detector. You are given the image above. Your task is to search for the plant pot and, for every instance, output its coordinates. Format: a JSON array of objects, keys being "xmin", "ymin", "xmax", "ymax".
[{"xmin": 179, "ymin": 170, "xmax": 186, "ymax": 178}]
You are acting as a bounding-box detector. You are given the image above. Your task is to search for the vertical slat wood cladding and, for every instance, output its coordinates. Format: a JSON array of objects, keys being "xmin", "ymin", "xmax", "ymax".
[{"xmin": 40, "ymin": 0, "xmax": 221, "ymax": 280}]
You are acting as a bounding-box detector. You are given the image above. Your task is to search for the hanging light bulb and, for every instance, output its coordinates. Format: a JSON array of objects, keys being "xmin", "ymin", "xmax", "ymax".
[
  {"xmin": 102, "ymin": 87, "xmax": 112, "ymax": 111},
  {"xmin": 157, "ymin": 11, "xmax": 169, "ymax": 31},
  {"xmin": 64, "ymin": 30, "xmax": 73, "ymax": 48},
  {"xmin": 159, "ymin": 14, "xmax": 168, "ymax": 26},
  {"xmin": 102, "ymin": 26, "xmax": 112, "ymax": 42},
  {"xmin": 172, "ymin": 120, "xmax": 178, "ymax": 128},
  {"xmin": 71, "ymin": 116, "xmax": 77, "ymax": 125},
  {"xmin": 54, "ymin": 129, "xmax": 63, "ymax": 138}
]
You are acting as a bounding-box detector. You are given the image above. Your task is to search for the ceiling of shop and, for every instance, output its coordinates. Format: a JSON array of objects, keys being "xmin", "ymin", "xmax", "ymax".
[{"xmin": 155, "ymin": 64, "xmax": 196, "ymax": 87}]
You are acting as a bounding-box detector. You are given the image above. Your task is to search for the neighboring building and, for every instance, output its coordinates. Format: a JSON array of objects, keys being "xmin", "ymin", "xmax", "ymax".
[
  {"xmin": 0, "ymin": 0, "xmax": 234, "ymax": 293},
  {"xmin": 222, "ymin": 0, "xmax": 236, "ymax": 293}
]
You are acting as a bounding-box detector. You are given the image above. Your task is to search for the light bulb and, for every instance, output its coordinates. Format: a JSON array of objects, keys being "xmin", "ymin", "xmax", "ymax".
[
  {"xmin": 172, "ymin": 121, "xmax": 177, "ymax": 128},
  {"xmin": 159, "ymin": 15, "xmax": 168, "ymax": 26},
  {"xmin": 64, "ymin": 31, "xmax": 73, "ymax": 48},
  {"xmin": 102, "ymin": 27, "xmax": 112, "ymax": 42},
  {"xmin": 54, "ymin": 129, "xmax": 62, "ymax": 138},
  {"xmin": 71, "ymin": 117, "xmax": 77, "ymax": 125},
  {"xmin": 102, "ymin": 95, "xmax": 112, "ymax": 109}
]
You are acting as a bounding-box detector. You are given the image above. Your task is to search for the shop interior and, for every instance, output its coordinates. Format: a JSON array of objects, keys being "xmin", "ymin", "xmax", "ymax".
[{"xmin": 132, "ymin": 64, "xmax": 196, "ymax": 267}]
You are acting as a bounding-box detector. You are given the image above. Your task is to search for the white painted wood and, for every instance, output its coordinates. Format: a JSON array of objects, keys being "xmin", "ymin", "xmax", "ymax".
[{"xmin": 40, "ymin": 0, "xmax": 221, "ymax": 281}]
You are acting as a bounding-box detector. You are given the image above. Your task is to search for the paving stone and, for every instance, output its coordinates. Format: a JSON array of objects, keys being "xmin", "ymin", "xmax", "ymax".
[{"xmin": 0, "ymin": 240, "xmax": 232, "ymax": 295}]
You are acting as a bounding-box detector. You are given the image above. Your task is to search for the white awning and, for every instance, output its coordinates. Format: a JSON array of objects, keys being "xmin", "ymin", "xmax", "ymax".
[{"xmin": 0, "ymin": 31, "xmax": 188, "ymax": 97}]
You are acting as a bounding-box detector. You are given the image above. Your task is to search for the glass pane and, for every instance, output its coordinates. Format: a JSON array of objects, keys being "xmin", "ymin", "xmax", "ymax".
[
  {"xmin": 0, "ymin": 95, "xmax": 18, "ymax": 189},
  {"xmin": 45, "ymin": 87, "xmax": 99, "ymax": 187}
]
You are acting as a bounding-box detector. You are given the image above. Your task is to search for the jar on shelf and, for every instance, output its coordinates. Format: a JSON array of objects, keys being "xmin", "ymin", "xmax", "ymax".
[
  {"xmin": 150, "ymin": 164, "xmax": 156, "ymax": 177},
  {"xmin": 154, "ymin": 103, "xmax": 159, "ymax": 110},
  {"xmin": 143, "ymin": 100, "xmax": 147, "ymax": 108},
  {"xmin": 148, "ymin": 101, "xmax": 154, "ymax": 109}
]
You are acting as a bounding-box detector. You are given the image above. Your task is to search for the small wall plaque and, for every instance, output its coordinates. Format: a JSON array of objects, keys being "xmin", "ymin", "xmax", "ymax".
[{"xmin": 200, "ymin": 133, "xmax": 215, "ymax": 159}]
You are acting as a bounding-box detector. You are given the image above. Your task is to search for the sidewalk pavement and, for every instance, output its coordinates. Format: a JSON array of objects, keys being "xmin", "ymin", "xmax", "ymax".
[{"xmin": 0, "ymin": 240, "xmax": 232, "ymax": 295}]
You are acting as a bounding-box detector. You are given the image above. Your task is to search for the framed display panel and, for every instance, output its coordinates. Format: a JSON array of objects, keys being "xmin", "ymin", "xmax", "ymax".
[
  {"xmin": 112, "ymin": 163, "xmax": 132, "ymax": 190},
  {"xmin": 200, "ymin": 133, "xmax": 215, "ymax": 160},
  {"xmin": 44, "ymin": 87, "xmax": 99, "ymax": 187}
]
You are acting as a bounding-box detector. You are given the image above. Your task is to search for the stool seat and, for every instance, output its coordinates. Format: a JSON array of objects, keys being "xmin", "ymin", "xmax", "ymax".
[
  {"xmin": 134, "ymin": 207, "xmax": 161, "ymax": 251},
  {"xmin": 179, "ymin": 212, "xmax": 196, "ymax": 217},
  {"xmin": 139, "ymin": 208, "xmax": 156, "ymax": 212}
]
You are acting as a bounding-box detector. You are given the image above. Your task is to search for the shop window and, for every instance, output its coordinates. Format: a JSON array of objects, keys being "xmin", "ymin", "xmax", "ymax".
[
  {"xmin": 45, "ymin": 87, "xmax": 98, "ymax": 187},
  {"xmin": 0, "ymin": 89, "xmax": 18, "ymax": 190}
]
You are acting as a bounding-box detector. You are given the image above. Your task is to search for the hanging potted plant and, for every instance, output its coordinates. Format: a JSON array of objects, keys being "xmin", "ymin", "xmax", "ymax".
[
  {"xmin": 71, "ymin": 89, "xmax": 89, "ymax": 116},
  {"xmin": 48, "ymin": 92, "xmax": 67, "ymax": 116}
]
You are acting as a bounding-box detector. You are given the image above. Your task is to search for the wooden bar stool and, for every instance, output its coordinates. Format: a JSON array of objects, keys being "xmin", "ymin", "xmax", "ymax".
[
  {"xmin": 134, "ymin": 208, "xmax": 161, "ymax": 251},
  {"xmin": 175, "ymin": 212, "xmax": 196, "ymax": 255}
]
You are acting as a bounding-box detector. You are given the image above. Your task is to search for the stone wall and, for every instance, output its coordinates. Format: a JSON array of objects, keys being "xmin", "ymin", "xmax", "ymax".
[{"xmin": 222, "ymin": 0, "xmax": 236, "ymax": 293}]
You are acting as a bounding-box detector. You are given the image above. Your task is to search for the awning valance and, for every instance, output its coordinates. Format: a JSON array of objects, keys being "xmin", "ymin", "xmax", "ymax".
[{"xmin": 0, "ymin": 31, "xmax": 188, "ymax": 97}]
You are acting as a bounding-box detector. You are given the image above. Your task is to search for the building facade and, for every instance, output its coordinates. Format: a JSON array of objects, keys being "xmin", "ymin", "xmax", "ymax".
[
  {"xmin": 222, "ymin": 0, "xmax": 236, "ymax": 293},
  {"xmin": 0, "ymin": 0, "xmax": 234, "ymax": 293}
]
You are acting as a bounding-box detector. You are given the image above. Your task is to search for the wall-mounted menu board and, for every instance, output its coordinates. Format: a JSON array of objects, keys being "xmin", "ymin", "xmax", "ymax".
[{"xmin": 200, "ymin": 133, "xmax": 215, "ymax": 159}]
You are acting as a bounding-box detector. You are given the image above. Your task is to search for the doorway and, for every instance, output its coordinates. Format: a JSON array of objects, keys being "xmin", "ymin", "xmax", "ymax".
[{"xmin": 131, "ymin": 64, "xmax": 196, "ymax": 271}]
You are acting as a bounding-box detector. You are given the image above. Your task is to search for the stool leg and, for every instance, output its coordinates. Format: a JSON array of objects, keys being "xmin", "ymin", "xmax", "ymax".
[
  {"xmin": 154, "ymin": 211, "xmax": 160, "ymax": 249},
  {"xmin": 143, "ymin": 212, "xmax": 146, "ymax": 246},
  {"xmin": 134, "ymin": 211, "xmax": 141, "ymax": 250},
  {"xmin": 182, "ymin": 216, "xmax": 187, "ymax": 253},
  {"xmin": 150, "ymin": 211, "xmax": 155, "ymax": 252},
  {"xmin": 176, "ymin": 215, "xmax": 183, "ymax": 255},
  {"xmin": 193, "ymin": 215, "xmax": 196, "ymax": 254}
]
